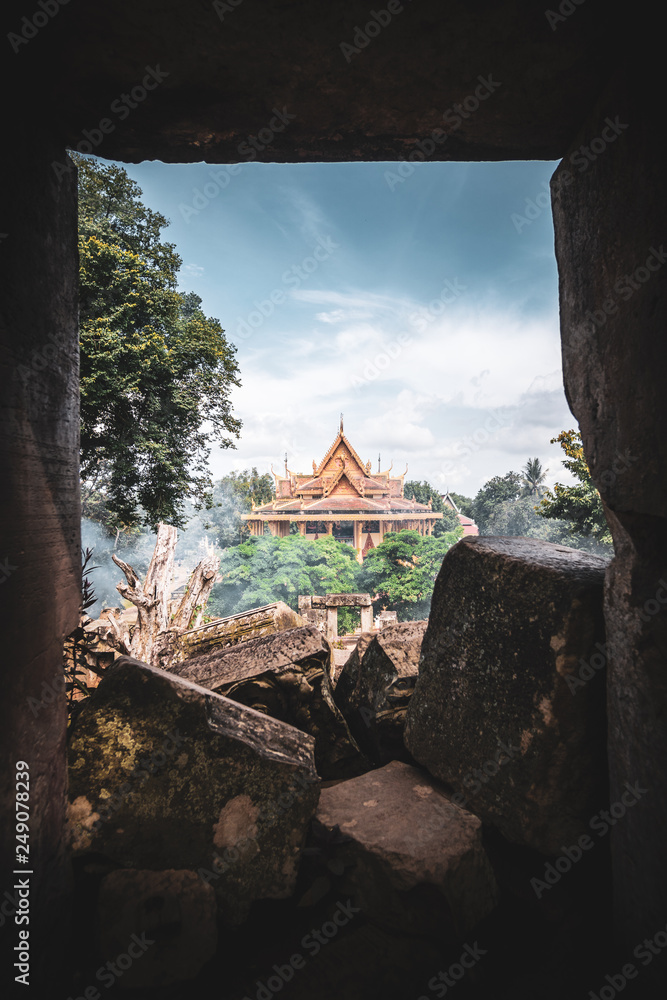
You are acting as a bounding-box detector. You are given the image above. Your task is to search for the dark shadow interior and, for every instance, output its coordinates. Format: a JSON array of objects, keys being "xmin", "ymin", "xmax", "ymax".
[{"xmin": 1, "ymin": 2, "xmax": 665, "ymax": 996}]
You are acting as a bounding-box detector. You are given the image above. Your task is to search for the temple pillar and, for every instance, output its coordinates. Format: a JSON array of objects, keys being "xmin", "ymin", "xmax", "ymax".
[
  {"xmin": 298, "ymin": 522, "xmax": 306, "ymax": 536},
  {"xmin": 326, "ymin": 606, "xmax": 338, "ymax": 641},
  {"xmin": 360, "ymin": 605, "xmax": 373, "ymax": 632},
  {"xmin": 326, "ymin": 522, "xmax": 333, "ymax": 534}
]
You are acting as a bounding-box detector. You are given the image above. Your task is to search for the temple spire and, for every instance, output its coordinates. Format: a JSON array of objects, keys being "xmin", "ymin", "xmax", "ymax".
[{"xmin": 340, "ymin": 413, "xmax": 344, "ymax": 434}]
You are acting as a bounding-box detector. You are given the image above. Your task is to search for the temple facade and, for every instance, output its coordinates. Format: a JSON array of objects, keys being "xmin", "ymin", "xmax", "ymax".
[{"xmin": 243, "ymin": 422, "xmax": 442, "ymax": 561}]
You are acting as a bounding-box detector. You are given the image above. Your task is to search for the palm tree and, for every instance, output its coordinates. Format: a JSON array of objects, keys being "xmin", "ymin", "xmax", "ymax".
[{"xmin": 521, "ymin": 457, "xmax": 548, "ymax": 497}]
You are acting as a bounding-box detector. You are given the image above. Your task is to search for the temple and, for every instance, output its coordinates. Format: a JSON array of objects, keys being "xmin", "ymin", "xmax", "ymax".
[{"xmin": 243, "ymin": 421, "xmax": 442, "ymax": 561}]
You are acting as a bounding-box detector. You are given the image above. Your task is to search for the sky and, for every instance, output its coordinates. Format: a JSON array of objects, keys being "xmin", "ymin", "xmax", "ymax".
[{"xmin": 112, "ymin": 155, "xmax": 574, "ymax": 500}]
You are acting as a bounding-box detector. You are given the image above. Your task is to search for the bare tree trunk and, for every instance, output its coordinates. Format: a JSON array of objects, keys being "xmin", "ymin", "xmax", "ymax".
[
  {"xmin": 112, "ymin": 523, "xmax": 177, "ymax": 664},
  {"xmin": 170, "ymin": 555, "xmax": 219, "ymax": 632},
  {"xmin": 107, "ymin": 523, "xmax": 219, "ymax": 667}
]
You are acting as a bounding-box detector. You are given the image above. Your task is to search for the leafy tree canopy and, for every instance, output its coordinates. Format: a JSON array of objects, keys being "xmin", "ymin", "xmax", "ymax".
[
  {"xmin": 447, "ymin": 492, "xmax": 474, "ymax": 518},
  {"xmin": 404, "ymin": 481, "xmax": 460, "ymax": 534},
  {"xmin": 208, "ymin": 535, "xmax": 362, "ymax": 619},
  {"xmin": 201, "ymin": 468, "xmax": 274, "ymax": 548},
  {"xmin": 76, "ymin": 153, "xmax": 241, "ymax": 530},
  {"xmin": 471, "ymin": 472, "xmax": 523, "ymax": 533},
  {"xmin": 358, "ymin": 528, "xmax": 463, "ymax": 621},
  {"xmin": 481, "ymin": 494, "xmax": 568, "ymax": 542},
  {"xmin": 521, "ymin": 457, "xmax": 549, "ymax": 497},
  {"xmin": 537, "ymin": 431, "xmax": 612, "ymax": 546}
]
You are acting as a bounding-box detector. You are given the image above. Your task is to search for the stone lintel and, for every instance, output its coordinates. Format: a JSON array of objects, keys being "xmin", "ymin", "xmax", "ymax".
[{"xmin": 325, "ymin": 593, "xmax": 372, "ymax": 607}]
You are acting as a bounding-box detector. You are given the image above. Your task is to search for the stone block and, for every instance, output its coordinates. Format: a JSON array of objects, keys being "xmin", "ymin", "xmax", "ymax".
[
  {"xmin": 315, "ymin": 761, "xmax": 498, "ymax": 936},
  {"xmin": 96, "ymin": 869, "xmax": 216, "ymax": 987},
  {"xmin": 336, "ymin": 621, "xmax": 427, "ymax": 764},
  {"xmin": 67, "ymin": 656, "xmax": 319, "ymax": 924},
  {"xmin": 168, "ymin": 626, "xmax": 369, "ymax": 780},
  {"xmin": 177, "ymin": 602, "xmax": 305, "ymax": 660},
  {"xmin": 405, "ymin": 536, "xmax": 609, "ymax": 855},
  {"xmin": 325, "ymin": 593, "xmax": 372, "ymax": 607}
]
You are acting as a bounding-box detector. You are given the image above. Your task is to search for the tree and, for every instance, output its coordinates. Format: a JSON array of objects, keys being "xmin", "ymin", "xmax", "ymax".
[
  {"xmin": 87, "ymin": 523, "xmax": 221, "ymax": 667},
  {"xmin": 358, "ymin": 528, "xmax": 463, "ymax": 621},
  {"xmin": 202, "ymin": 469, "xmax": 274, "ymax": 548},
  {"xmin": 482, "ymin": 494, "xmax": 570, "ymax": 541},
  {"xmin": 447, "ymin": 492, "xmax": 474, "ymax": 518},
  {"xmin": 471, "ymin": 472, "xmax": 522, "ymax": 534},
  {"xmin": 521, "ymin": 457, "xmax": 549, "ymax": 497},
  {"xmin": 404, "ymin": 481, "xmax": 460, "ymax": 533},
  {"xmin": 75, "ymin": 153, "xmax": 241, "ymax": 530},
  {"xmin": 537, "ymin": 430, "xmax": 612, "ymax": 546},
  {"xmin": 208, "ymin": 535, "xmax": 362, "ymax": 619}
]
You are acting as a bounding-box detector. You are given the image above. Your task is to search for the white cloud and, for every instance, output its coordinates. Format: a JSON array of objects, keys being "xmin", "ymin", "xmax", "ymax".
[
  {"xmin": 181, "ymin": 263, "xmax": 204, "ymax": 277},
  {"xmin": 208, "ymin": 289, "xmax": 573, "ymax": 497},
  {"xmin": 315, "ymin": 308, "xmax": 374, "ymax": 324}
]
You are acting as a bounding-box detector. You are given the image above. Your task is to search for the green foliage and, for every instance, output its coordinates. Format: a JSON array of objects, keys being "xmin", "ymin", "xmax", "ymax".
[
  {"xmin": 404, "ymin": 480, "xmax": 459, "ymax": 534},
  {"xmin": 201, "ymin": 469, "xmax": 274, "ymax": 548},
  {"xmin": 521, "ymin": 457, "xmax": 549, "ymax": 497},
  {"xmin": 358, "ymin": 528, "xmax": 463, "ymax": 621},
  {"xmin": 337, "ymin": 606, "xmax": 361, "ymax": 636},
  {"xmin": 207, "ymin": 535, "xmax": 362, "ymax": 618},
  {"xmin": 471, "ymin": 472, "xmax": 522, "ymax": 534},
  {"xmin": 538, "ymin": 431, "xmax": 612, "ymax": 546},
  {"xmin": 75, "ymin": 153, "xmax": 241, "ymax": 530},
  {"xmin": 481, "ymin": 495, "xmax": 571, "ymax": 542},
  {"xmin": 448, "ymin": 492, "xmax": 474, "ymax": 518}
]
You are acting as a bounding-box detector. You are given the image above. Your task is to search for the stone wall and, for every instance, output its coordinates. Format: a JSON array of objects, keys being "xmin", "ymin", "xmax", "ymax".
[
  {"xmin": 0, "ymin": 140, "xmax": 80, "ymax": 988},
  {"xmin": 552, "ymin": 57, "xmax": 667, "ymax": 954}
]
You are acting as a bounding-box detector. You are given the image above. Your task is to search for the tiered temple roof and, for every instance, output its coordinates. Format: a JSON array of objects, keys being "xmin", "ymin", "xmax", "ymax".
[{"xmin": 243, "ymin": 422, "xmax": 441, "ymax": 553}]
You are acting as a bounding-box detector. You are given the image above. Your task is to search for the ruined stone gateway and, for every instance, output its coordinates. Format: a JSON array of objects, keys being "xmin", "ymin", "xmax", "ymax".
[{"xmin": 1, "ymin": 3, "xmax": 664, "ymax": 998}]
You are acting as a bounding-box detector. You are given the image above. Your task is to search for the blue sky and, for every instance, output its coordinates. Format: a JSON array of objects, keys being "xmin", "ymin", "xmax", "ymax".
[{"xmin": 114, "ymin": 155, "xmax": 573, "ymax": 499}]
